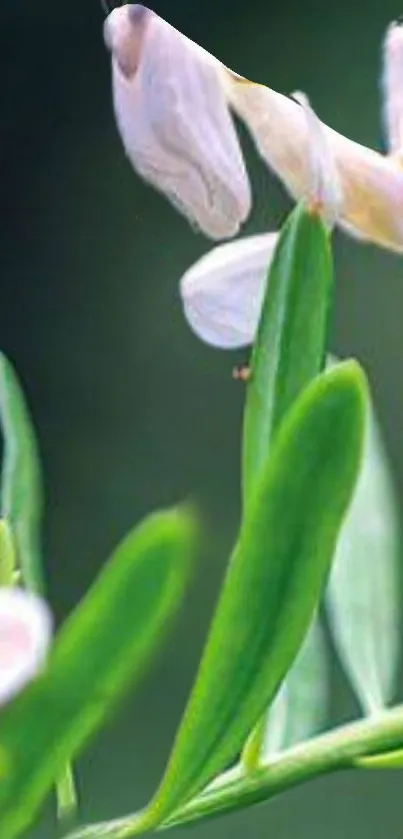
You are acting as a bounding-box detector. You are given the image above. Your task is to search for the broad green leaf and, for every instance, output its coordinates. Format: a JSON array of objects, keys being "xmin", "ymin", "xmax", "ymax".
[
  {"xmin": 326, "ymin": 399, "xmax": 401, "ymax": 714},
  {"xmin": 140, "ymin": 361, "xmax": 366, "ymax": 827},
  {"xmin": 0, "ymin": 506, "xmax": 196, "ymax": 839},
  {"xmin": 243, "ymin": 616, "xmax": 327, "ymax": 769},
  {"xmin": 0, "ymin": 354, "xmax": 44, "ymax": 594},
  {"xmin": 242, "ymin": 203, "xmax": 332, "ymax": 502}
]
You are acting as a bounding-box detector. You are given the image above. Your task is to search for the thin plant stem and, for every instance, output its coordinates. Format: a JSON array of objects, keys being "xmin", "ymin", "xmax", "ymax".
[{"xmin": 63, "ymin": 704, "xmax": 403, "ymax": 839}]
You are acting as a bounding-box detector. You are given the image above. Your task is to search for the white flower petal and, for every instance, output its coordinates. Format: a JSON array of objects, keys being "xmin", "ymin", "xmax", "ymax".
[
  {"xmin": 383, "ymin": 21, "xmax": 403, "ymax": 156},
  {"xmin": 180, "ymin": 233, "xmax": 278, "ymax": 347},
  {"xmin": 225, "ymin": 75, "xmax": 403, "ymax": 253},
  {"xmin": 0, "ymin": 588, "xmax": 52, "ymax": 706},
  {"xmin": 104, "ymin": 5, "xmax": 251, "ymax": 239}
]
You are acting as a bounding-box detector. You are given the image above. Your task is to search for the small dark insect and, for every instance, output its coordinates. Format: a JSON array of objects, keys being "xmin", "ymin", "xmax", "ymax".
[{"xmin": 232, "ymin": 365, "xmax": 251, "ymax": 383}]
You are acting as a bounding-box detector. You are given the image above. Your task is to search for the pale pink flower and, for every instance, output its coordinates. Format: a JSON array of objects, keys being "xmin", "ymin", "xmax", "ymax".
[
  {"xmin": 103, "ymin": 5, "xmax": 251, "ymax": 239},
  {"xmin": 0, "ymin": 588, "xmax": 52, "ymax": 706},
  {"xmin": 104, "ymin": 9, "xmax": 403, "ymax": 344}
]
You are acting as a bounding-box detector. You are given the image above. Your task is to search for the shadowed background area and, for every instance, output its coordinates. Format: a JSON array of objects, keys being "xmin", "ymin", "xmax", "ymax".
[{"xmin": 1, "ymin": 1, "xmax": 403, "ymax": 837}]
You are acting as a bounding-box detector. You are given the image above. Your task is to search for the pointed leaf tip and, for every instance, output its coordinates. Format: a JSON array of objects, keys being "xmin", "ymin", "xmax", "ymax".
[{"xmin": 243, "ymin": 202, "xmax": 333, "ymax": 503}]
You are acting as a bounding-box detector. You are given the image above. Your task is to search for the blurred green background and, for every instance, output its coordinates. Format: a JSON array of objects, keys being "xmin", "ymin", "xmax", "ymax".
[{"xmin": 2, "ymin": 0, "xmax": 403, "ymax": 836}]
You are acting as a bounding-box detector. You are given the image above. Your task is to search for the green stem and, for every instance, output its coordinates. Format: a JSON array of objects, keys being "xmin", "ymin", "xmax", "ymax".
[
  {"xmin": 164, "ymin": 708, "xmax": 403, "ymax": 829},
  {"xmin": 0, "ymin": 520, "xmax": 17, "ymax": 586},
  {"xmin": 64, "ymin": 705, "xmax": 403, "ymax": 839}
]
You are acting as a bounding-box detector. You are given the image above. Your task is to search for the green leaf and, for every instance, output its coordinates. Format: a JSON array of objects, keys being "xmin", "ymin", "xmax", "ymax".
[
  {"xmin": 241, "ymin": 203, "xmax": 332, "ymax": 767},
  {"xmin": 242, "ymin": 615, "xmax": 327, "ymax": 769},
  {"xmin": 326, "ymin": 397, "xmax": 401, "ymax": 714},
  {"xmin": 140, "ymin": 361, "xmax": 366, "ymax": 827},
  {"xmin": 0, "ymin": 506, "xmax": 196, "ymax": 839},
  {"xmin": 242, "ymin": 203, "xmax": 332, "ymax": 502},
  {"xmin": 0, "ymin": 354, "xmax": 77, "ymax": 817},
  {"xmin": 0, "ymin": 354, "xmax": 44, "ymax": 594}
]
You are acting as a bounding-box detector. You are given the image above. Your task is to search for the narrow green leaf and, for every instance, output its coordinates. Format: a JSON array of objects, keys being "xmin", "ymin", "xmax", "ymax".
[
  {"xmin": 243, "ymin": 203, "xmax": 332, "ymax": 502},
  {"xmin": 141, "ymin": 361, "xmax": 366, "ymax": 827},
  {"xmin": 243, "ymin": 616, "xmax": 327, "ymax": 769},
  {"xmin": 0, "ymin": 506, "xmax": 196, "ymax": 839},
  {"xmin": 0, "ymin": 354, "xmax": 44, "ymax": 594},
  {"xmin": 326, "ymin": 398, "xmax": 401, "ymax": 714},
  {"xmin": 0, "ymin": 354, "xmax": 78, "ymax": 818},
  {"xmin": 241, "ymin": 204, "xmax": 332, "ymax": 766}
]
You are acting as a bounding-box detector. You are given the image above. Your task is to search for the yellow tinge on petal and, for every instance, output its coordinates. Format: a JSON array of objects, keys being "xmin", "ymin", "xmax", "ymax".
[
  {"xmin": 105, "ymin": 10, "xmax": 403, "ymax": 254},
  {"xmin": 224, "ymin": 71, "xmax": 403, "ymax": 253},
  {"xmin": 291, "ymin": 90, "xmax": 341, "ymax": 225},
  {"xmin": 104, "ymin": 5, "xmax": 251, "ymax": 239}
]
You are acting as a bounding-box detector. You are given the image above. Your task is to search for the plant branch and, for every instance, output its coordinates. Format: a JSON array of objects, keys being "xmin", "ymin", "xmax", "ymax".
[{"xmin": 64, "ymin": 705, "xmax": 403, "ymax": 839}]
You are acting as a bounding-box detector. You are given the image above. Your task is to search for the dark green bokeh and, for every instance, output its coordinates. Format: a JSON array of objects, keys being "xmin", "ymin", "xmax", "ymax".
[{"xmin": 2, "ymin": 1, "xmax": 403, "ymax": 837}]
